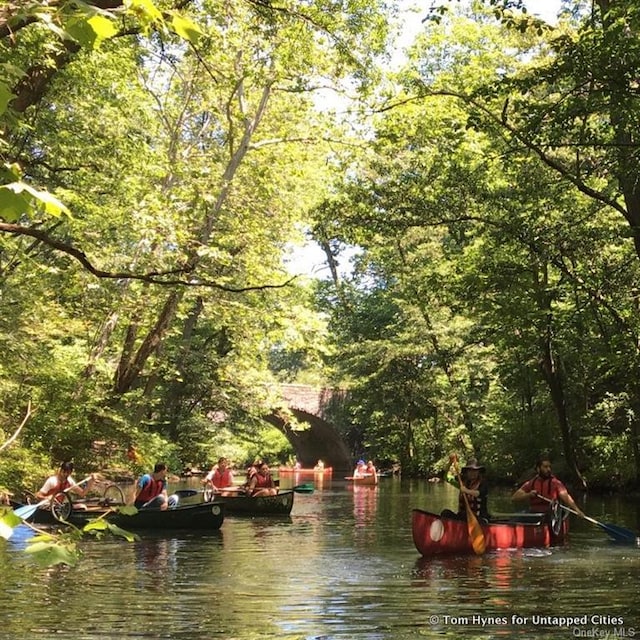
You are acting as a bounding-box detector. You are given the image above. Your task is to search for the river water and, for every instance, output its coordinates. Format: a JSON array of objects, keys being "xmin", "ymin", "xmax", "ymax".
[{"xmin": 2, "ymin": 476, "xmax": 639, "ymax": 640}]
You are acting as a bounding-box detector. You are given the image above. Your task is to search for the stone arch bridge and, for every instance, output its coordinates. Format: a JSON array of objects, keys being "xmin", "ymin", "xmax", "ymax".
[{"xmin": 264, "ymin": 384, "xmax": 352, "ymax": 472}]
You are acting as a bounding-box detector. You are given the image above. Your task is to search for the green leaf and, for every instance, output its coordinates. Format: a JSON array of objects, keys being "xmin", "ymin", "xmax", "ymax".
[
  {"xmin": 125, "ymin": 0, "xmax": 163, "ymax": 23},
  {"xmin": 117, "ymin": 504, "xmax": 139, "ymax": 516},
  {"xmin": 0, "ymin": 81, "xmax": 15, "ymax": 116},
  {"xmin": 88, "ymin": 15, "xmax": 118, "ymax": 44},
  {"xmin": 25, "ymin": 540, "xmax": 80, "ymax": 567},
  {"xmin": 0, "ymin": 182, "xmax": 71, "ymax": 220},
  {"xmin": 63, "ymin": 18, "xmax": 98, "ymax": 48},
  {"xmin": 82, "ymin": 516, "xmax": 138, "ymax": 541},
  {"xmin": 25, "ymin": 186, "xmax": 71, "ymax": 217},
  {"xmin": 0, "ymin": 517, "xmax": 17, "ymax": 540},
  {"xmin": 82, "ymin": 519, "xmax": 110, "ymax": 533},
  {"xmin": 106, "ymin": 523, "xmax": 139, "ymax": 542},
  {"xmin": 1, "ymin": 510, "xmax": 23, "ymax": 529},
  {"xmin": 0, "ymin": 185, "xmax": 32, "ymax": 222},
  {"xmin": 170, "ymin": 13, "xmax": 203, "ymax": 44}
]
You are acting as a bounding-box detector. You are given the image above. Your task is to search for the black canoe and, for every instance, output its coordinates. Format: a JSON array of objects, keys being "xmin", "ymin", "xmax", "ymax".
[
  {"xmin": 23, "ymin": 501, "xmax": 225, "ymax": 530},
  {"xmin": 214, "ymin": 490, "xmax": 294, "ymax": 515}
]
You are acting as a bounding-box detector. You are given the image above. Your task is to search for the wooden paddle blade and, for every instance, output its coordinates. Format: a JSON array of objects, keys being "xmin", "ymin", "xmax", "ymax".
[
  {"xmin": 452, "ymin": 453, "xmax": 486, "ymax": 555},
  {"xmin": 467, "ymin": 511, "xmax": 487, "ymax": 554}
]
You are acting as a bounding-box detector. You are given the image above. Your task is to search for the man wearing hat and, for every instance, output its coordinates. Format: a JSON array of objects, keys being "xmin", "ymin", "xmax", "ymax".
[{"xmin": 443, "ymin": 457, "xmax": 490, "ymax": 522}]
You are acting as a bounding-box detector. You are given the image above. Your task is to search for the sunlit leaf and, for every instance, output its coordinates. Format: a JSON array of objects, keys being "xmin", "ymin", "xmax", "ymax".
[
  {"xmin": 170, "ymin": 14, "xmax": 203, "ymax": 44},
  {"xmin": 0, "ymin": 182, "xmax": 71, "ymax": 219},
  {"xmin": 117, "ymin": 505, "xmax": 139, "ymax": 516},
  {"xmin": 1, "ymin": 510, "xmax": 23, "ymax": 529},
  {"xmin": 125, "ymin": 0, "xmax": 163, "ymax": 23},
  {"xmin": 25, "ymin": 540, "xmax": 80, "ymax": 567},
  {"xmin": 0, "ymin": 185, "xmax": 31, "ymax": 222},
  {"xmin": 82, "ymin": 519, "xmax": 110, "ymax": 533},
  {"xmin": 88, "ymin": 15, "xmax": 118, "ymax": 44},
  {"xmin": 106, "ymin": 523, "xmax": 139, "ymax": 542}
]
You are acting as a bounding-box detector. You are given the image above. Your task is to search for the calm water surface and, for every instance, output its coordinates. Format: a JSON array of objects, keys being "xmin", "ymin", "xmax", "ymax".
[{"xmin": 2, "ymin": 477, "xmax": 639, "ymax": 640}]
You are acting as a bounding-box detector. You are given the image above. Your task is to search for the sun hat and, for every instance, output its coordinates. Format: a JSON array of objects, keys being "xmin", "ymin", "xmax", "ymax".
[{"xmin": 462, "ymin": 458, "xmax": 485, "ymax": 471}]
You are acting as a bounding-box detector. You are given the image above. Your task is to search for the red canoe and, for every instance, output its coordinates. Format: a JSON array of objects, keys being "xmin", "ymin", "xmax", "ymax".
[
  {"xmin": 345, "ymin": 474, "xmax": 378, "ymax": 486},
  {"xmin": 279, "ymin": 466, "xmax": 333, "ymax": 475},
  {"xmin": 412, "ymin": 509, "xmax": 568, "ymax": 556}
]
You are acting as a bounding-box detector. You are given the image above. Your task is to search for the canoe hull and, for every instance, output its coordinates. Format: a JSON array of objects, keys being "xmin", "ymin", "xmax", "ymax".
[
  {"xmin": 216, "ymin": 490, "xmax": 294, "ymax": 515},
  {"xmin": 345, "ymin": 474, "xmax": 378, "ymax": 486},
  {"xmin": 27, "ymin": 501, "xmax": 225, "ymax": 530},
  {"xmin": 278, "ymin": 467, "xmax": 332, "ymax": 475},
  {"xmin": 412, "ymin": 509, "xmax": 568, "ymax": 556}
]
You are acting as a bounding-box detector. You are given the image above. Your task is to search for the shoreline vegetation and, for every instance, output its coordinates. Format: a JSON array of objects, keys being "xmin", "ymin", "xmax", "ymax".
[{"xmin": 3, "ymin": 2, "xmax": 640, "ymax": 500}]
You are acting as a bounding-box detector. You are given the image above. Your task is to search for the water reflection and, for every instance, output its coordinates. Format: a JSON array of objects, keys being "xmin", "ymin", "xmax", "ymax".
[
  {"xmin": 353, "ymin": 485, "xmax": 378, "ymax": 547},
  {"xmin": 133, "ymin": 537, "xmax": 179, "ymax": 591},
  {"xmin": 1, "ymin": 481, "xmax": 638, "ymax": 640}
]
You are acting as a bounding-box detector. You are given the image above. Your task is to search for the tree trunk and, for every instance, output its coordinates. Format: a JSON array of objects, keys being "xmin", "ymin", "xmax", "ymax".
[
  {"xmin": 114, "ymin": 291, "xmax": 182, "ymax": 394},
  {"xmin": 111, "ymin": 77, "xmax": 274, "ymax": 396},
  {"xmin": 535, "ymin": 262, "xmax": 587, "ymax": 490}
]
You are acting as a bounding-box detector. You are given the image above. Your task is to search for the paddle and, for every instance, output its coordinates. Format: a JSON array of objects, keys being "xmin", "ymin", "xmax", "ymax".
[
  {"xmin": 13, "ymin": 475, "xmax": 95, "ymax": 521},
  {"xmin": 451, "ymin": 454, "xmax": 486, "ymax": 555},
  {"xmin": 538, "ymin": 494, "xmax": 637, "ymax": 543}
]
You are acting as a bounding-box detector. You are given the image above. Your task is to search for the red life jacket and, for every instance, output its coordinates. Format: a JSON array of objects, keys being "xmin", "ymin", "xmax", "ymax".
[
  {"xmin": 45, "ymin": 476, "xmax": 71, "ymax": 497},
  {"xmin": 212, "ymin": 468, "xmax": 233, "ymax": 488},
  {"xmin": 521, "ymin": 475, "xmax": 565, "ymax": 512},
  {"xmin": 135, "ymin": 475, "xmax": 164, "ymax": 505},
  {"xmin": 254, "ymin": 472, "xmax": 274, "ymax": 489}
]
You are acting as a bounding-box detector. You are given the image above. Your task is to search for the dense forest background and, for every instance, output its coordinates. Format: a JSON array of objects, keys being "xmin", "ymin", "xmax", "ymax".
[{"xmin": 2, "ymin": 0, "xmax": 640, "ymax": 495}]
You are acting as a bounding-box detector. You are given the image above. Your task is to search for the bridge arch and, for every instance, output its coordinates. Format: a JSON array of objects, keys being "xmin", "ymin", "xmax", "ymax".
[{"xmin": 264, "ymin": 384, "xmax": 352, "ymax": 472}]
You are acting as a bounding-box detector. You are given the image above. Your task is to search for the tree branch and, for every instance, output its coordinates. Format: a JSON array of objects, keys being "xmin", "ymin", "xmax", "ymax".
[
  {"xmin": 0, "ymin": 401, "xmax": 33, "ymax": 453},
  {"xmin": 0, "ymin": 222, "xmax": 298, "ymax": 291},
  {"xmin": 378, "ymin": 88, "xmax": 629, "ymax": 220}
]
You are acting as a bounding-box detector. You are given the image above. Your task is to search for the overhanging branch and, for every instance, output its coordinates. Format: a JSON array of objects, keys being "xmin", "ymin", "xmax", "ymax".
[{"xmin": 0, "ymin": 221, "xmax": 297, "ymax": 291}]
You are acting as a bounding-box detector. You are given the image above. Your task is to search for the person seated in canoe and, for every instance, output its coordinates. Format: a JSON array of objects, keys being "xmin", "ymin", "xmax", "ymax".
[
  {"xmin": 365, "ymin": 460, "xmax": 377, "ymax": 479},
  {"xmin": 35, "ymin": 461, "xmax": 96, "ymax": 508},
  {"xmin": 314, "ymin": 459, "xmax": 325, "ymax": 471},
  {"xmin": 134, "ymin": 462, "xmax": 179, "ymax": 510},
  {"xmin": 245, "ymin": 460, "xmax": 278, "ymax": 497},
  {"xmin": 352, "ymin": 459, "xmax": 367, "ymax": 478},
  {"xmin": 245, "ymin": 458, "xmax": 260, "ymax": 482},
  {"xmin": 441, "ymin": 457, "xmax": 490, "ymax": 523},
  {"xmin": 202, "ymin": 457, "xmax": 235, "ymax": 495},
  {"xmin": 512, "ymin": 455, "xmax": 585, "ymax": 517}
]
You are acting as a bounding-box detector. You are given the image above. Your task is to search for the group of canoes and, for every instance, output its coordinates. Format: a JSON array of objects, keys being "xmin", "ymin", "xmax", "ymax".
[
  {"xmin": 10, "ymin": 483, "xmax": 298, "ymax": 530},
  {"xmin": 7, "ymin": 457, "xmax": 304, "ymax": 533},
  {"xmin": 10, "ymin": 453, "xmax": 635, "ymax": 556},
  {"xmin": 9, "ymin": 459, "xmax": 378, "ymax": 532}
]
